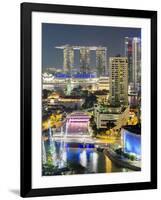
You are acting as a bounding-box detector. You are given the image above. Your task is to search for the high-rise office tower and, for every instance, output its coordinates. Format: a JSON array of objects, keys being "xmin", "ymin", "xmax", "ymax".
[
  {"xmin": 96, "ymin": 47, "xmax": 107, "ymax": 77},
  {"xmin": 132, "ymin": 37, "xmax": 141, "ymax": 88},
  {"xmin": 109, "ymin": 56, "xmax": 128, "ymax": 106},
  {"xmin": 63, "ymin": 45, "xmax": 74, "ymax": 72},
  {"xmin": 125, "ymin": 37, "xmax": 141, "ymax": 93},
  {"xmin": 125, "ymin": 37, "xmax": 133, "ymax": 83},
  {"xmin": 80, "ymin": 47, "xmax": 90, "ymax": 73}
]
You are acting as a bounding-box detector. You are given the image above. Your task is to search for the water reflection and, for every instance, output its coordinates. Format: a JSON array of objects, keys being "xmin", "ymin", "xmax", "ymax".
[
  {"xmin": 80, "ymin": 149, "xmax": 87, "ymax": 167},
  {"xmin": 43, "ymin": 140, "xmax": 131, "ymax": 175}
]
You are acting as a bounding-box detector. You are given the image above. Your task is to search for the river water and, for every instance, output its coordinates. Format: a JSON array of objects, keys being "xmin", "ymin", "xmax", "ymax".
[{"xmin": 43, "ymin": 139, "xmax": 131, "ymax": 175}]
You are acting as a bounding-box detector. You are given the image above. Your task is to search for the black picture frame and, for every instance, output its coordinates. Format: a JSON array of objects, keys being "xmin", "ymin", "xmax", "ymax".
[{"xmin": 21, "ymin": 2, "xmax": 157, "ymax": 197}]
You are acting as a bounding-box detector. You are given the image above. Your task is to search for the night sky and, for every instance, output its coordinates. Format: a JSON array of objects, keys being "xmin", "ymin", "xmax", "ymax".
[{"xmin": 42, "ymin": 23, "xmax": 141, "ymax": 69}]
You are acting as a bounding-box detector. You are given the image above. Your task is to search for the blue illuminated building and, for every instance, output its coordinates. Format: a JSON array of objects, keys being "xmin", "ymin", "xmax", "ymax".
[
  {"xmin": 121, "ymin": 125, "xmax": 141, "ymax": 158},
  {"xmin": 73, "ymin": 73, "xmax": 96, "ymax": 79},
  {"xmin": 54, "ymin": 72, "xmax": 96, "ymax": 79},
  {"xmin": 55, "ymin": 73, "xmax": 71, "ymax": 78}
]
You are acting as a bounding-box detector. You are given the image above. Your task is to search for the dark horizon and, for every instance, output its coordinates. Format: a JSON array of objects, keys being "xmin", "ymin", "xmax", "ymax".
[{"xmin": 42, "ymin": 23, "xmax": 141, "ymax": 69}]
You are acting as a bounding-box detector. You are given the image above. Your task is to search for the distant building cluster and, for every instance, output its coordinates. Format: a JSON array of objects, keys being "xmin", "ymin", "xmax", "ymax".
[
  {"xmin": 55, "ymin": 37, "xmax": 141, "ymax": 94},
  {"xmin": 43, "ymin": 36, "xmax": 141, "ymax": 110},
  {"xmin": 56, "ymin": 45, "xmax": 107, "ymax": 76}
]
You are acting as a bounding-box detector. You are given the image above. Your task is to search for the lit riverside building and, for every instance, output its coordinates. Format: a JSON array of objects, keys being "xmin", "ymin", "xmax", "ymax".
[
  {"xmin": 125, "ymin": 37, "xmax": 141, "ymax": 93},
  {"xmin": 109, "ymin": 56, "xmax": 128, "ymax": 106}
]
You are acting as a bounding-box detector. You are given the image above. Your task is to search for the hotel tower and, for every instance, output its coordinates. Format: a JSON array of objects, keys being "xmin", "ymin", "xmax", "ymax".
[{"xmin": 109, "ymin": 56, "xmax": 128, "ymax": 106}]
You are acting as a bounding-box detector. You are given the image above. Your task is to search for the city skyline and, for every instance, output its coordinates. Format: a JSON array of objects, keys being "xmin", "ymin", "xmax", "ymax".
[
  {"xmin": 42, "ymin": 23, "xmax": 141, "ymax": 69},
  {"xmin": 42, "ymin": 23, "xmax": 142, "ymax": 176}
]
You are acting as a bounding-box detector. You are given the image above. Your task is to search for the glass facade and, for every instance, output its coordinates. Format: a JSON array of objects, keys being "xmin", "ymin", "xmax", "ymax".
[{"xmin": 123, "ymin": 129, "xmax": 141, "ymax": 156}]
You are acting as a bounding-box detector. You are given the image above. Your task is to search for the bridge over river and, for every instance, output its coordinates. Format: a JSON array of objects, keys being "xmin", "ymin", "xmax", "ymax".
[
  {"xmin": 43, "ymin": 111, "xmax": 121, "ymax": 146},
  {"xmin": 42, "ymin": 111, "xmax": 129, "ymax": 175}
]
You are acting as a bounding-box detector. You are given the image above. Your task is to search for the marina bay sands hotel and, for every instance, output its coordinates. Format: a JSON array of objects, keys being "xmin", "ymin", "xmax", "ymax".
[{"xmin": 56, "ymin": 45, "xmax": 107, "ymax": 76}]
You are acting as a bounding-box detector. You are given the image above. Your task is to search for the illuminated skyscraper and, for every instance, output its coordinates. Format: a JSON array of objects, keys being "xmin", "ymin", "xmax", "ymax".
[
  {"xmin": 125, "ymin": 37, "xmax": 133, "ymax": 83},
  {"xmin": 80, "ymin": 47, "xmax": 90, "ymax": 73},
  {"xmin": 132, "ymin": 38, "xmax": 141, "ymax": 89},
  {"xmin": 63, "ymin": 45, "xmax": 74, "ymax": 72},
  {"xmin": 96, "ymin": 47, "xmax": 107, "ymax": 77},
  {"xmin": 109, "ymin": 56, "xmax": 128, "ymax": 106},
  {"xmin": 125, "ymin": 37, "xmax": 141, "ymax": 93}
]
